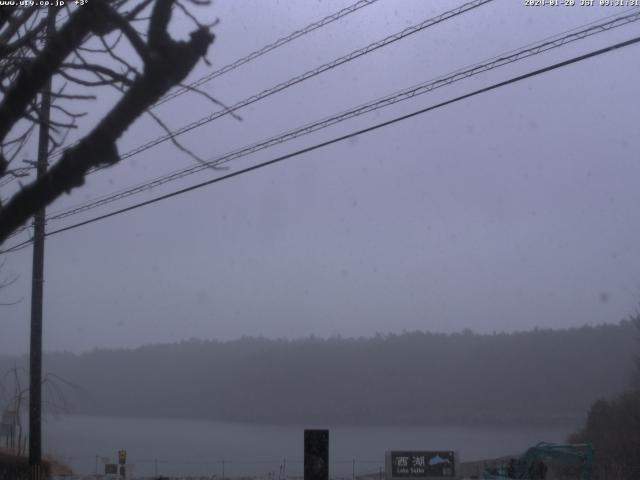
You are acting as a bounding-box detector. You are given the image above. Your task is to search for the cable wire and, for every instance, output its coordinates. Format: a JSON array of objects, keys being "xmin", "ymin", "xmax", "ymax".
[
  {"xmin": 2, "ymin": 0, "xmax": 497, "ymax": 240},
  {"xmin": 92, "ymin": 0, "xmax": 495, "ymax": 163},
  {"xmin": 6, "ymin": 0, "xmax": 381, "ymax": 179},
  {"xmin": 2, "ymin": 33, "xmax": 639, "ymax": 255},
  {"xmin": 4, "ymin": 0, "xmax": 491, "ymax": 191},
  {"xmin": 41, "ymin": 8, "xmax": 640, "ymax": 223},
  {"xmin": 4, "ymin": 6, "xmax": 639, "ymax": 242},
  {"xmin": 154, "ymin": 0, "xmax": 381, "ymax": 107}
]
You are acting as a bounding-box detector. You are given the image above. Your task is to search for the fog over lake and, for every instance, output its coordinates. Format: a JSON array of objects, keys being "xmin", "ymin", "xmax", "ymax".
[{"xmin": 43, "ymin": 415, "xmax": 574, "ymax": 477}]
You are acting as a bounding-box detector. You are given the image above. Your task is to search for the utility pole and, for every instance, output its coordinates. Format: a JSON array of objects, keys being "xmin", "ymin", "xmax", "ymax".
[{"xmin": 29, "ymin": 8, "xmax": 55, "ymax": 480}]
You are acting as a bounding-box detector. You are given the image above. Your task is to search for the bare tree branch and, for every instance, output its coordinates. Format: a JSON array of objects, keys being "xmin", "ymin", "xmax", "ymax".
[
  {"xmin": 62, "ymin": 62, "xmax": 135, "ymax": 86},
  {"xmin": 0, "ymin": 3, "xmax": 110, "ymax": 142},
  {"xmin": 174, "ymin": 81, "xmax": 242, "ymax": 121},
  {"xmin": 0, "ymin": 0, "xmax": 215, "ymax": 243},
  {"xmin": 101, "ymin": 5, "xmax": 152, "ymax": 63},
  {"xmin": 124, "ymin": 0, "xmax": 155, "ymax": 20},
  {"xmin": 0, "ymin": 16, "xmax": 48, "ymax": 57},
  {"xmin": 0, "ymin": 8, "xmax": 37, "ymax": 46}
]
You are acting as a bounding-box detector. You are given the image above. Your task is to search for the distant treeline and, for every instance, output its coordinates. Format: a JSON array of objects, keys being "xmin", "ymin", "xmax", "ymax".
[{"xmin": 0, "ymin": 322, "xmax": 637, "ymax": 426}]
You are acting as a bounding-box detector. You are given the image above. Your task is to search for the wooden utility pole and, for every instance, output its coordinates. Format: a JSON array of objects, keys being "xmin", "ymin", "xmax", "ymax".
[{"xmin": 29, "ymin": 8, "xmax": 55, "ymax": 480}]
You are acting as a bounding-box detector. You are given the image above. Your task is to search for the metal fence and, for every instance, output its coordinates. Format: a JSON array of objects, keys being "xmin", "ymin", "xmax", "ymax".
[{"xmin": 50, "ymin": 456, "xmax": 385, "ymax": 480}]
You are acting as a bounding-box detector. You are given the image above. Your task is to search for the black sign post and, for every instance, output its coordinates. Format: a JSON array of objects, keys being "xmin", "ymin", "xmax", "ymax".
[
  {"xmin": 386, "ymin": 451, "xmax": 457, "ymax": 479},
  {"xmin": 304, "ymin": 429, "xmax": 329, "ymax": 480}
]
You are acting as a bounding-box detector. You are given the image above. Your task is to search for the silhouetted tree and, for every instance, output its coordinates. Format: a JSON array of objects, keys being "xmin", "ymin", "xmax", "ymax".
[
  {"xmin": 0, "ymin": 256, "xmax": 20, "ymax": 305},
  {"xmin": 632, "ymin": 309, "xmax": 640, "ymax": 390},
  {"xmin": 1, "ymin": 322, "xmax": 636, "ymax": 426},
  {"xmin": 569, "ymin": 391, "xmax": 640, "ymax": 480},
  {"xmin": 567, "ymin": 308, "xmax": 640, "ymax": 479},
  {"xmin": 0, "ymin": 365, "xmax": 79, "ymax": 454},
  {"xmin": 0, "ymin": 0, "xmax": 217, "ymax": 244}
]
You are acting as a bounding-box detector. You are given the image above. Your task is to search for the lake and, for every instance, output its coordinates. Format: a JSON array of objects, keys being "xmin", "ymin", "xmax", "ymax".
[{"xmin": 42, "ymin": 415, "xmax": 575, "ymax": 477}]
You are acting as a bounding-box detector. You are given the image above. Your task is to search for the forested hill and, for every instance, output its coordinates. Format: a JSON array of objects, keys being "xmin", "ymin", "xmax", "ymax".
[{"xmin": 1, "ymin": 321, "xmax": 638, "ymax": 426}]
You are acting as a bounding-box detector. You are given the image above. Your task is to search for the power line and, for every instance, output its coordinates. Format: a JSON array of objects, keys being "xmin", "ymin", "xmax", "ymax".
[
  {"xmin": 90, "ymin": 0, "xmax": 495, "ymax": 164},
  {"xmin": 5, "ymin": 5, "xmax": 639, "ymax": 241},
  {"xmin": 5, "ymin": 7, "xmax": 639, "ymax": 243},
  {"xmin": 2, "ymin": 34, "xmax": 639, "ymax": 255},
  {"xmin": 40, "ymin": 8, "xmax": 640, "ymax": 223},
  {"xmin": 5, "ymin": 0, "xmax": 381, "ymax": 182},
  {"xmin": 5, "ymin": 0, "xmax": 492, "ymax": 191},
  {"xmin": 154, "ymin": 0, "xmax": 381, "ymax": 107},
  {"xmin": 1, "ymin": 0, "xmax": 500, "ymax": 244}
]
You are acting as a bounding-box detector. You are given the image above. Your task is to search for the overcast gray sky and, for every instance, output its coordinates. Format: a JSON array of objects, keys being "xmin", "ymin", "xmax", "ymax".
[{"xmin": 1, "ymin": 0, "xmax": 639, "ymax": 355}]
